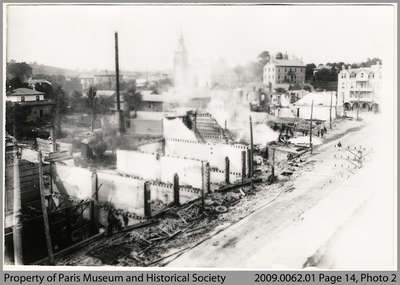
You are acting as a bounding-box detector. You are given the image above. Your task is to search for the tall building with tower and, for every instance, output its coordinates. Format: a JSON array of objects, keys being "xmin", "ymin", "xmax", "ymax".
[{"xmin": 173, "ymin": 33, "xmax": 189, "ymax": 89}]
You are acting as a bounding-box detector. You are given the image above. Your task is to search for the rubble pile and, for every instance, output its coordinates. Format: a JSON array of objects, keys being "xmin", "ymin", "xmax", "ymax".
[{"xmin": 55, "ymin": 118, "xmax": 368, "ymax": 267}]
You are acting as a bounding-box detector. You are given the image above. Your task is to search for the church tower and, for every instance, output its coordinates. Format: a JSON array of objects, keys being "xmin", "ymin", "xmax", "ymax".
[{"xmin": 173, "ymin": 33, "xmax": 189, "ymax": 89}]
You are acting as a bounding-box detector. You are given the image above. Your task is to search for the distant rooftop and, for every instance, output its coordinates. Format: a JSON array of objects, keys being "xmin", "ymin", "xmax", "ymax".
[
  {"xmin": 96, "ymin": 90, "xmax": 116, "ymax": 97},
  {"xmin": 29, "ymin": 79, "xmax": 52, "ymax": 85},
  {"xmin": 340, "ymin": 64, "xmax": 382, "ymax": 74},
  {"xmin": 295, "ymin": 91, "xmax": 337, "ymax": 107},
  {"xmin": 142, "ymin": 93, "xmax": 165, "ymax": 102},
  {"xmin": 270, "ymin": 58, "xmax": 305, "ymax": 67},
  {"xmin": 7, "ymin": 88, "xmax": 45, "ymax": 96}
]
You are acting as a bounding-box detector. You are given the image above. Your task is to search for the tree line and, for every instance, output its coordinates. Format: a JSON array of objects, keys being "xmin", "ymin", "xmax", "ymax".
[
  {"xmin": 230, "ymin": 52, "xmax": 382, "ymax": 87},
  {"xmin": 6, "ymin": 61, "xmax": 149, "ymax": 138}
]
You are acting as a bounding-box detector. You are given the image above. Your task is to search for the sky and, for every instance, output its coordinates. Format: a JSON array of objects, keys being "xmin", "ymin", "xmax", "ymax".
[{"xmin": 6, "ymin": 4, "xmax": 396, "ymax": 72}]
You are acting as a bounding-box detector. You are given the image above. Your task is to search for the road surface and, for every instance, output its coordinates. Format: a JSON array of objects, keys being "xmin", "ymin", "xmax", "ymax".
[{"xmin": 167, "ymin": 113, "xmax": 395, "ymax": 269}]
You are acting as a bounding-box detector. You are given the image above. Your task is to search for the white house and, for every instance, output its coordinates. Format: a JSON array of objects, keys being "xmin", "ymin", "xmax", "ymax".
[
  {"xmin": 337, "ymin": 63, "xmax": 382, "ymax": 112},
  {"xmin": 6, "ymin": 88, "xmax": 45, "ymax": 102},
  {"xmin": 6, "ymin": 88, "xmax": 54, "ymax": 122}
]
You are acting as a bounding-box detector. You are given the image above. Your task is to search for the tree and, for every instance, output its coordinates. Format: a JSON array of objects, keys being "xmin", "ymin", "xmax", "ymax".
[
  {"xmin": 258, "ymin": 51, "xmax": 271, "ymax": 65},
  {"xmin": 6, "ymin": 102, "xmax": 30, "ymax": 138},
  {"xmin": 123, "ymin": 82, "xmax": 142, "ymax": 111},
  {"xmin": 86, "ymin": 86, "xmax": 97, "ymax": 132},
  {"xmin": 69, "ymin": 90, "xmax": 86, "ymax": 112},
  {"xmin": 305, "ymin": 63, "xmax": 316, "ymax": 81},
  {"xmin": 96, "ymin": 96, "xmax": 115, "ymax": 114},
  {"xmin": 53, "ymin": 84, "xmax": 68, "ymax": 137},
  {"xmin": 6, "ymin": 62, "xmax": 32, "ymax": 90},
  {"xmin": 314, "ymin": 68, "xmax": 336, "ymax": 81}
]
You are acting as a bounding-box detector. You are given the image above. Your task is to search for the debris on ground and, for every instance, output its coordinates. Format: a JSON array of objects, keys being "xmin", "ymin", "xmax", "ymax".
[{"xmin": 56, "ymin": 119, "xmax": 367, "ymax": 267}]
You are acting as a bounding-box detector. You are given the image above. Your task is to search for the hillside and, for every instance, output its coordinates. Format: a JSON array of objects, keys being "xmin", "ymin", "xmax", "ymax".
[{"xmin": 30, "ymin": 62, "xmax": 80, "ymax": 77}]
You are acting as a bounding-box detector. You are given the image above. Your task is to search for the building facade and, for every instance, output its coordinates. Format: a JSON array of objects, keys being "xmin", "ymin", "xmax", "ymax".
[
  {"xmin": 337, "ymin": 64, "xmax": 382, "ymax": 111},
  {"xmin": 263, "ymin": 58, "xmax": 306, "ymax": 89},
  {"xmin": 79, "ymin": 76, "xmax": 95, "ymax": 91},
  {"xmin": 6, "ymin": 88, "xmax": 54, "ymax": 122},
  {"xmin": 80, "ymin": 73, "xmax": 124, "ymax": 92}
]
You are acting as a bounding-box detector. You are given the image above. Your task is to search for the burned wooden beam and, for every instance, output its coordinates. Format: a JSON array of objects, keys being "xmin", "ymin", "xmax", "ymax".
[
  {"xmin": 38, "ymin": 151, "xmax": 55, "ymax": 265},
  {"xmin": 216, "ymin": 178, "xmax": 262, "ymax": 193},
  {"xmin": 31, "ymin": 232, "xmax": 105, "ymax": 265}
]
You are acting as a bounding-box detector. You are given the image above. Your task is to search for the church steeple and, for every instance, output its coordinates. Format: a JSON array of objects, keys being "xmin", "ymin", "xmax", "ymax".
[
  {"xmin": 173, "ymin": 32, "xmax": 189, "ymax": 89},
  {"xmin": 176, "ymin": 32, "xmax": 186, "ymax": 53}
]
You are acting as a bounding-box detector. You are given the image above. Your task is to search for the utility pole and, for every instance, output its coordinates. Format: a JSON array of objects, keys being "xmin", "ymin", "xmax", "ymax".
[
  {"xmin": 115, "ymin": 32, "xmax": 125, "ymax": 134},
  {"xmin": 12, "ymin": 151, "xmax": 23, "ymax": 265},
  {"xmin": 173, "ymin": 173, "xmax": 180, "ymax": 206},
  {"xmin": 356, "ymin": 93, "xmax": 361, "ymax": 120},
  {"xmin": 201, "ymin": 162, "xmax": 205, "ymax": 211},
  {"xmin": 38, "ymin": 151, "xmax": 55, "ymax": 265},
  {"xmin": 225, "ymin": 157, "xmax": 230, "ymax": 184},
  {"xmin": 309, "ymin": 100, "xmax": 314, "ymax": 154},
  {"xmin": 241, "ymin": 150, "xmax": 246, "ymax": 184},
  {"xmin": 144, "ymin": 182, "xmax": 151, "ymax": 218},
  {"xmin": 335, "ymin": 91, "xmax": 338, "ymax": 118},
  {"xmin": 54, "ymin": 88, "xmax": 60, "ymax": 138},
  {"xmin": 271, "ymin": 148, "xmax": 276, "ymax": 178},
  {"xmin": 329, "ymin": 92, "xmax": 333, "ymax": 129},
  {"xmin": 50, "ymin": 127, "xmax": 57, "ymax": 152},
  {"xmin": 90, "ymin": 171, "xmax": 99, "ymax": 234},
  {"xmin": 249, "ymin": 116, "xmax": 254, "ymax": 177}
]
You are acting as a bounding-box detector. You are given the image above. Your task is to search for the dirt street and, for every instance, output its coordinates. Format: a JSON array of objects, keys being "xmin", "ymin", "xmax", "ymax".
[{"xmin": 167, "ymin": 112, "xmax": 395, "ymax": 268}]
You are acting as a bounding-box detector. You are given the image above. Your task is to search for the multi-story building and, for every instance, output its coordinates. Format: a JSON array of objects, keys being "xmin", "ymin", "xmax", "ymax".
[
  {"xmin": 80, "ymin": 73, "xmax": 124, "ymax": 92},
  {"xmin": 79, "ymin": 76, "xmax": 95, "ymax": 91},
  {"xmin": 6, "ymin": 88, "xmax": 54, "ymax": 122},
  {"xmin": 337, "ymin": 63, "xmax": 382, "ymax": 112},
  {"xmin": 6, "ymin": 88, "xmax": 55, "ymax": 138},
  {"xmin": 263, "ymin": 57, "xmax": 306, "ymax": 90}
]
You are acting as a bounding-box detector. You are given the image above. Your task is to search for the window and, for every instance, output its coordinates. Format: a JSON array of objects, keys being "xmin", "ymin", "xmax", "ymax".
[
  {"xmin": 36, "ymin": 95, "xmax": 40, "ymax": 101},
  {"xmin": 21, "ymin": 96, "xmax": 25, "ymax": 102}
]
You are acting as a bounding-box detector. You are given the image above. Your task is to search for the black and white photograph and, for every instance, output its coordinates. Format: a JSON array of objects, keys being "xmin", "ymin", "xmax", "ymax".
[{"xmin": 3, "ymin": 3, "xmax": 397, "ymax": 269}]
